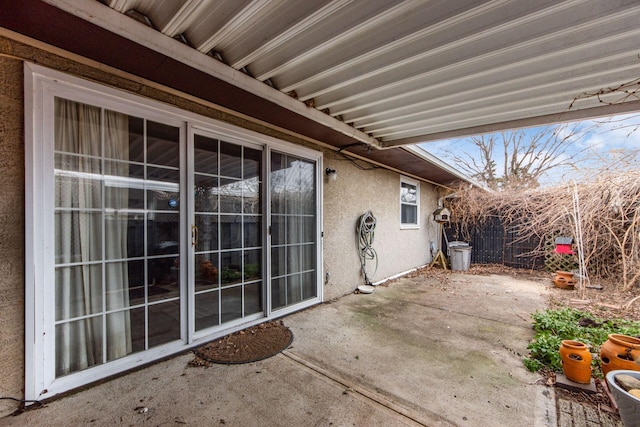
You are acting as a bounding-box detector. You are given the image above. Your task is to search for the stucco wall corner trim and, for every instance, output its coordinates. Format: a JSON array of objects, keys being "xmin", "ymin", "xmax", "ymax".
[{"xmin": 23, "ymin": 61, "xmax": 47, "ymax": 402}]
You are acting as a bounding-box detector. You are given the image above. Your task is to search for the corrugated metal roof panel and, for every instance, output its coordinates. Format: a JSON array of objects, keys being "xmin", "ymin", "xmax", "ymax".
[
  {"xmin": 30, "ymin": 0, "xmax": 640, "ymax": 169},
  {"xmin": 83, "ymin": 0, "xmax": 640, "ymax": 146}
]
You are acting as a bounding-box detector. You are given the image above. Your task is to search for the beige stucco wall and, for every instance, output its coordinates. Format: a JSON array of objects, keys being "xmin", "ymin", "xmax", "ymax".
[
  {"xmin": 323, "ymin": 154, "xmax": 438, "ymax": 300},
  {"xmin": 0, "ymin": 56, "xmax": 25, "ymax": 416},
  {"xmin": 0, "ymin": 34, "xmax": 441, "ymax": 416}
]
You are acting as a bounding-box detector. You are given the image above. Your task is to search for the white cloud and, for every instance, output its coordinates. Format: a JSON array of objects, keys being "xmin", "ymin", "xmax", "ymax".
[
  {"xmin": 575, "ymin": 134, "xmax": 606, "ymax": 151},
  {"xmin": 418, "ymin": 139, "xmax": 461, "ymax": 153},
  {"xmin": 579, "ymin": 114, "xmax": 640, "ymax": 149}
]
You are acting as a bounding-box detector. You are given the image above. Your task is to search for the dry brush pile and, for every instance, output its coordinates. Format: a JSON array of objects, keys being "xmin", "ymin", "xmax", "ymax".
[{"xmin": 444, "ymin": 170, "xmax": 640, "ymax": 297}]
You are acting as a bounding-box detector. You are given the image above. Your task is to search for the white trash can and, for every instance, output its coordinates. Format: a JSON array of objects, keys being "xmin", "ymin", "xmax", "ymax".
[
  {"xmin": 450, "ymin": 246, "xmax": 472, "ymax": 271},
  {"xmin": 447, "ymin": 241, "xmax": 468, "ymax": 255}
]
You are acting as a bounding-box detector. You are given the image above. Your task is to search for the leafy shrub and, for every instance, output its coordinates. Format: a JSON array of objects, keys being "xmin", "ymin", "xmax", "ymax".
[{"xmin": 523, "ymin": 308, "xmax": 640, "ymax": 376}]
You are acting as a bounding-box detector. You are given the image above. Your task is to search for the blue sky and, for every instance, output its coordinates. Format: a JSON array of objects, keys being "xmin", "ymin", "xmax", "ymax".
[{"xmin": 419, "ymin": 113, "xmax": 640, "ymax": 187}]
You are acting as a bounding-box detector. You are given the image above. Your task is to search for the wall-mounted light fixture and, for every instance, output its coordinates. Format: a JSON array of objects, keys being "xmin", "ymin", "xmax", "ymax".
[{"xmin": 325, "ymin": 167, "xmax": 337, "ymax": 181}]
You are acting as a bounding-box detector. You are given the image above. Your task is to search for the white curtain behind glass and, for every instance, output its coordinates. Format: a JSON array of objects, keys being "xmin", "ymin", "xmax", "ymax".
[
  {"xmin": 271, "ymin": 154, "xmax": 315, "ymax": 308},
  {"xmin": 103, "ymin": 109, "xmax": 132, "ymax": 361},
  {"xmin": 55, "ymin": 99, "xmax": 131, "ymax": 376},
  {"xmin": 286, "ymin": 160, "xmax": 302, "ymax": 302}
]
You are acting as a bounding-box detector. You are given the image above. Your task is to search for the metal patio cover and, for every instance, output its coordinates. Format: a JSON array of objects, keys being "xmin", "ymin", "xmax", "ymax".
[{"xmin": 4, "ymin": 0, "xmax": 640, "ymax": 183}]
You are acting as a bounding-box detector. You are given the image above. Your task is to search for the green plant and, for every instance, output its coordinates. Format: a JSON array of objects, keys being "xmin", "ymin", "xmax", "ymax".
[
  {"xmin": 524, "ymin": 308, "xmax": 640, "ymax": 376},
  {"xmin": 222, "ymin": 267, "xmax": 242, "ymax": 284},
  {"xmin": 525, "ymin": 331, "xmax": 563, "ymax": 372},
  {"xmin": 523, "ymin": 357, "xmax": 543, "ymax": 372},
  {"xmin": 244, "ymin": 263, "xmax": 260, "ymax": 279}
]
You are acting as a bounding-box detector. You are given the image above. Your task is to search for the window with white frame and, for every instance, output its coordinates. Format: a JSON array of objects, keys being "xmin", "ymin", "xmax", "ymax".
[{"xmin": 400, "ymin": 176, "xmax": 419, "ymax": 228}]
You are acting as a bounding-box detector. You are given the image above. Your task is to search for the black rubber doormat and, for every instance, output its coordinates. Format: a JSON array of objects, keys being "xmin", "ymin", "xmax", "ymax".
[{"xmin": 190, "ymin": 320, "xmax": 293, "ymax": 366}]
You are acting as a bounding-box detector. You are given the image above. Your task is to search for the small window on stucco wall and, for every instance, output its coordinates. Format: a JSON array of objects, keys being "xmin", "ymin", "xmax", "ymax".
[{"xmin": 400, "ymin": 176, "xmax": 419, "ymax": 228}]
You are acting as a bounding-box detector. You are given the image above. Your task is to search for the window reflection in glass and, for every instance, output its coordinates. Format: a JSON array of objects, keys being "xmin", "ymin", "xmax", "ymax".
[
  {"xmin": 148, "ymin": 301, "xmax": 181, "ymax": 347},
  {"xmin": 147, "ymin": 121, "xmax": 179, "ymax": 167},
  {"xmin": 194, "ymin": 135, "xmax": 218, "ymax": 175},
  {"xmin": 270, "ymin": 151, "xmax": 317, "ymax": 311},
  {"xmin": 195, "ymin": 290, "xmax": 219, "ymax": 331},
  {"xmin": 221, "ymin": 286, "xmax": 242, "ymax": 323}
]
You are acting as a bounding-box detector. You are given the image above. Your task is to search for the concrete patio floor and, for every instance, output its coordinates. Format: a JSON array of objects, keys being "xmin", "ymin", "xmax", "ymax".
[{"xmin": 2, "ymin": 272, "xmax": 557, "ymax": 426}]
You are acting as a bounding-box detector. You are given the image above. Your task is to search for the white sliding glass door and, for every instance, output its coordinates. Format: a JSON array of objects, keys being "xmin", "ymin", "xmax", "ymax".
[
  {"xmin": 26, "ymin": 64, "xmax": 321, "ymax": 401},
  {"xmin": 192, "ymin": 131, "xmax": 264, "ymax": 332}
]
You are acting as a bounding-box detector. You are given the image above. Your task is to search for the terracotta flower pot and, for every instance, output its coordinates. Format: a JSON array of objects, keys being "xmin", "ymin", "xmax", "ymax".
[
  {"xmin": 553, "ymin": 271, "xmax": 576, "ymax": 289},
  {"xmin": 560, "ymin": 340, "xmax": 592, "ymax": 384},
  {"xmin": 600, "ymin": 334, "xmax": 640, "ymax": 376}
]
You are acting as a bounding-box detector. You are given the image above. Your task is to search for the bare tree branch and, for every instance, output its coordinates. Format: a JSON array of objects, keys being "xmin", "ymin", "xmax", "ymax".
[{"xmin": 442, "ymin": 125, "xmax": 583, "ymax": 190}]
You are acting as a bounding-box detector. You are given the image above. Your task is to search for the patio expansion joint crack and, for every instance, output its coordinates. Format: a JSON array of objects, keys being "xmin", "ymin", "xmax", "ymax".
[
  {"xmin": 280, "ymin": 349, "xmax": 456, "ymax": 427},
  {"xmin": 394, "ymin": 298, "xmax": 533, "ymax": 330}
]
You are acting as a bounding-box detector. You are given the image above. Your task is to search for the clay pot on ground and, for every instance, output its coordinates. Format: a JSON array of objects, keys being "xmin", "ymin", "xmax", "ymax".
[
  {"xmin": 606, "ymin": 370, "xmax": 640, "ymax": 427},
  {"xmin": 600, "ymin": 334, "xmax": 640, "ymax": 376},
  {"xmin": 560, "ymin": 340, "xmax": 592, "ymax": 384},
  {"xmin": 553, "ymin": 271, "xmax": 576, "ymax": 289}
]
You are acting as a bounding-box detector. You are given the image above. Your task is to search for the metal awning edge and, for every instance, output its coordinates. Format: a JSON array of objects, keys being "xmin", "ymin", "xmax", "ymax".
[
  {"xmin": 385, "ymin": 98, "xmax": 640, "ymax": 147},
  {"xmin": 41, "ymin": 0, "xmax": 382, "ymax": 149}
]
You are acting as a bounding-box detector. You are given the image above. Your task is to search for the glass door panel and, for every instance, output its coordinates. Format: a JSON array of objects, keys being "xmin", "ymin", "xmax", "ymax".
[
  {"xmin": 192, "ymin": 134, "xmax": 263, "ymax": 331},
  {"xmin": 53, "ymin": 98, "xmax": 182, "ymax": 377},
  {"xmin": 270, "ymin": 152, "xmax": 317, "ymax": 311}
]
